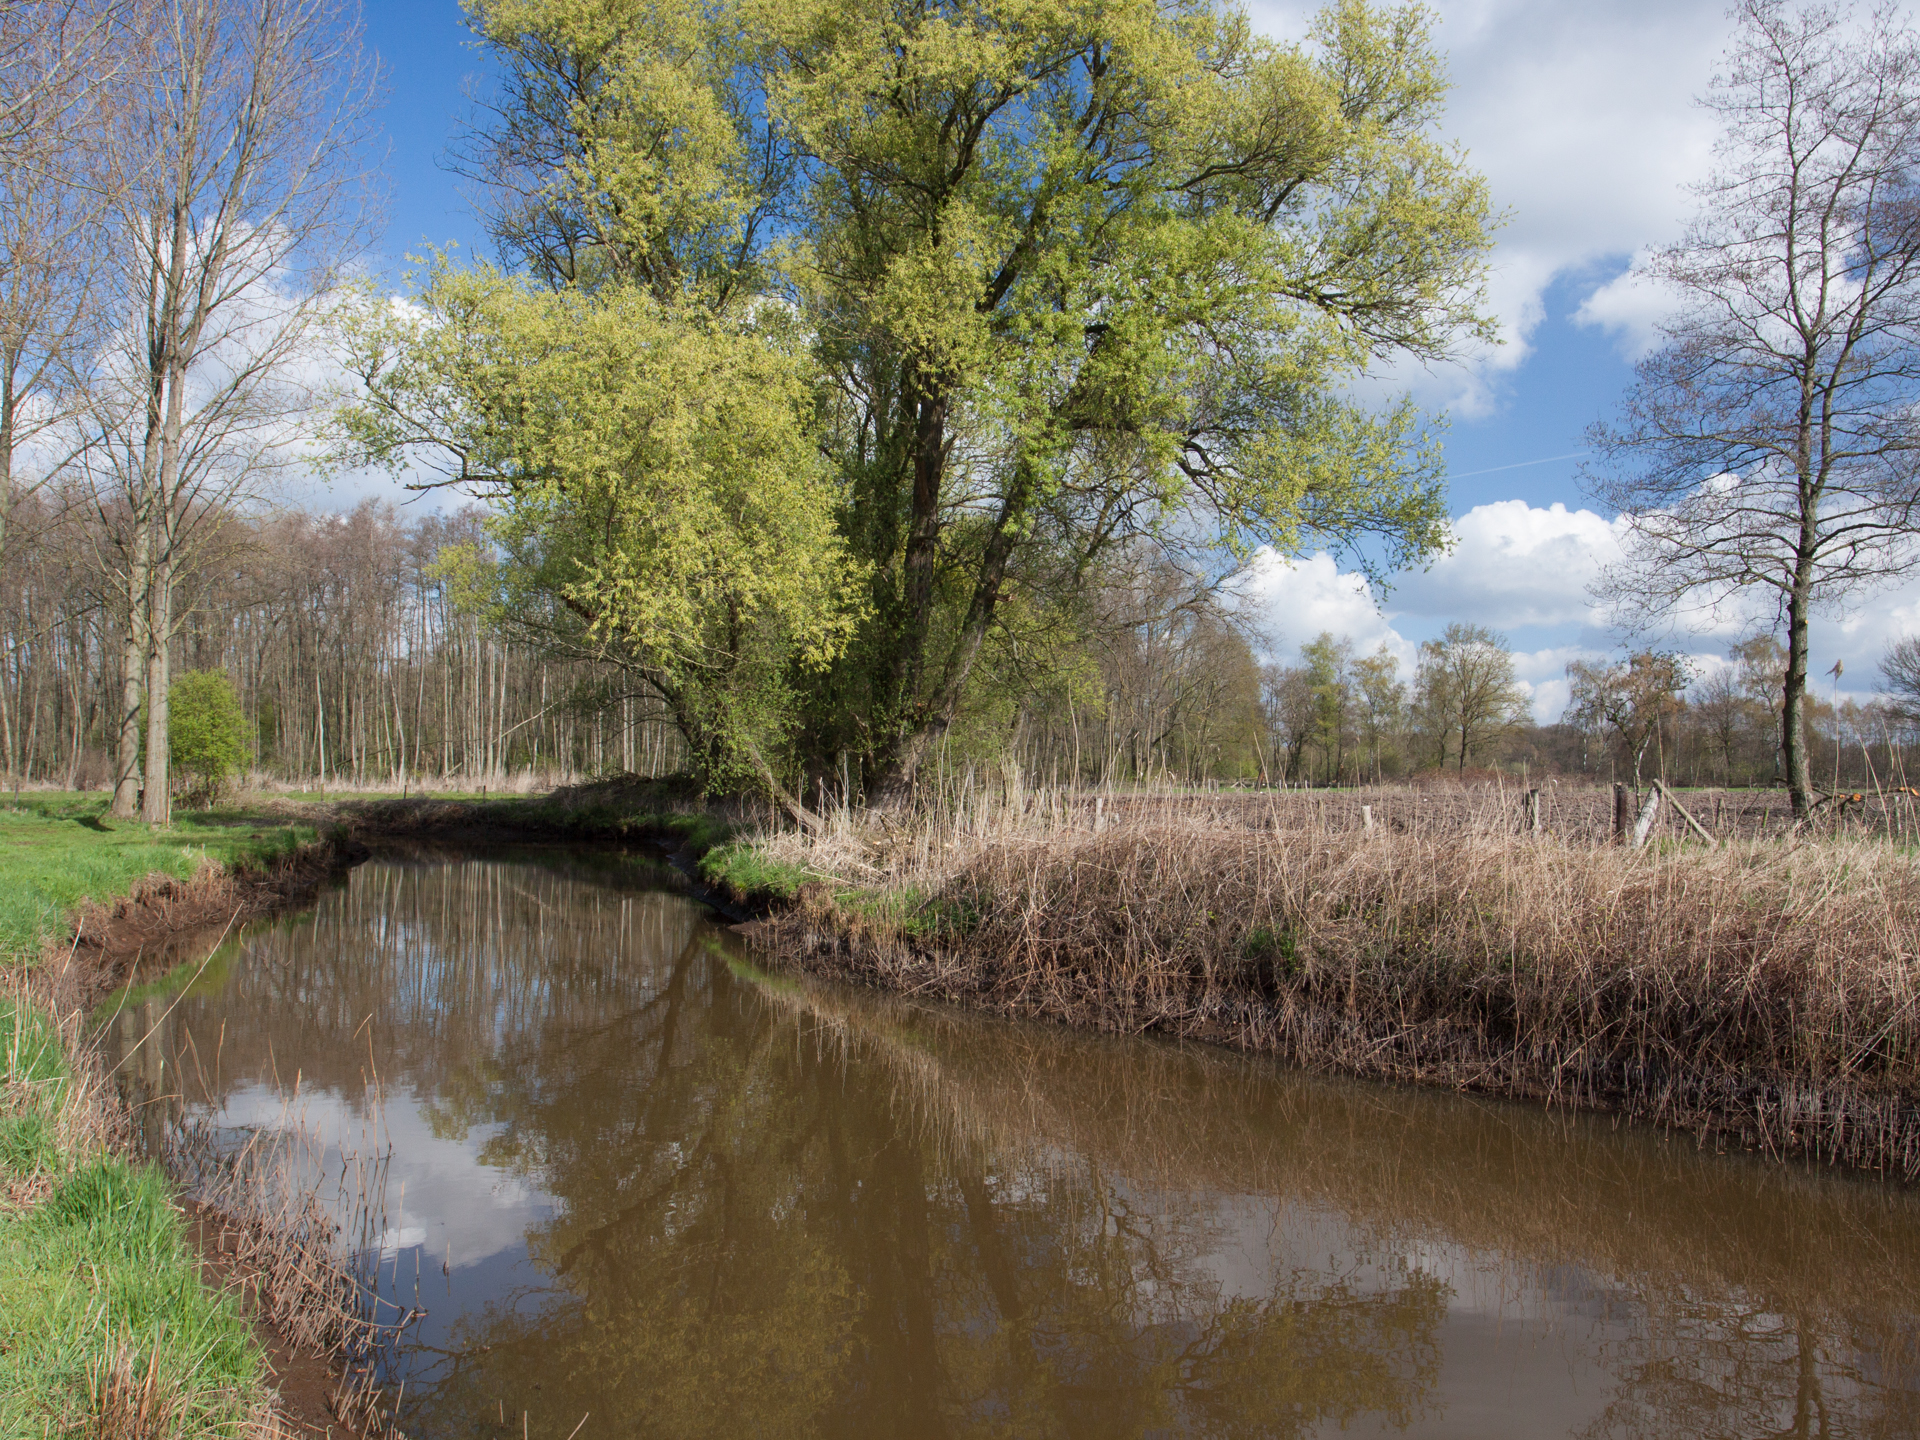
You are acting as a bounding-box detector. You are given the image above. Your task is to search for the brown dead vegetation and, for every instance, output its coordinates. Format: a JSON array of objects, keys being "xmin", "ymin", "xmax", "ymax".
[
  {"xmin": 165, "ymin": 1120, "xmax": 417, "ymax": 1439},
  {"xmin": 28, "ymin": 836, "xmax": 363, "ymax": 1018},
  {"xmin": 742, "ymin": 785, "xmax": 1920, "ymax": 1178}
]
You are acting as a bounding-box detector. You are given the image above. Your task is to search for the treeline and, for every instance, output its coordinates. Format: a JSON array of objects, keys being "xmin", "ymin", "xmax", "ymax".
[
  {"xmin": 0, "ymin": 493, "xmax": 684, "ymax": 791},
  {"xmin": 1011, "ymin": 618, "xmax": 1920, "ymax": 793},
  {"xmin": 9, "ymin": 482, "xmax": 1917, "ymax": 795},
  {"xmin": 17, "ymin": 0, "xmax": 1915, "ymax": 811}
]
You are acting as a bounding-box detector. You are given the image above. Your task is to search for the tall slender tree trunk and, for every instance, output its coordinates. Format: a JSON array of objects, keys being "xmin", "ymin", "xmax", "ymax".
[
  {"xmin": 110, "ymin": 525, "xmax": 150, "ymax": 819},
  {"xmin": 1784, "ymin": 563, "xmax": 1815, "ymax": 817},
  {"xmin": 141, "ymin": 545, "xmax": 172, "ymax": 823}
]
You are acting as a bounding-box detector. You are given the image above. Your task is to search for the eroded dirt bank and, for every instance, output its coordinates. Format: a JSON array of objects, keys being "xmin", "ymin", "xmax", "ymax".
[{"xmin": 32, "ymin": 831, "xmax": 368, "ymax": 1016}]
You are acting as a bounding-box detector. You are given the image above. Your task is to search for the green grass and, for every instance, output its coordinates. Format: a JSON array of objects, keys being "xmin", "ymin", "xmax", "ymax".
[
  {"xmin": 0, "ymin": 795, "xmax": 318, "ymax": 964},
  {"xmin": 698, "ymin": 838, "xmax": 816, "ymax": 900},
  {"xmin": 1, "ymin": 1001, "xmax": 266, "ymax": 1435},
  {"xmin": 697, "ymin": 840, "xmax": 972, "ymax": 938}
]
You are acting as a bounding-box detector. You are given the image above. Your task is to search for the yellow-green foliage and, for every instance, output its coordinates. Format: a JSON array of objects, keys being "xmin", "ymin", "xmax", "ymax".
[
  {"xmin": 342, "ymin": 267, "xmax": 866, "ymax": 785},
  {"xmin": 762, "ymin": 0, "xmax": 1495, "ymax": 573},
  {"xmin": 168, "ymin": 670, "xmax": 250, "ymax": 801},
  {"xmin": 470, "ymin": 0, "xmax": 776, "ymax": 298},
  {"xmin": 362, "ymin": 0, "xmax": 1498, "ymax": 791}
]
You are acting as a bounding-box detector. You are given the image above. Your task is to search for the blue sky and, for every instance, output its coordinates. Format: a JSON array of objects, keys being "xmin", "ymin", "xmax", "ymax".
[
  {"xmin": 330, "ymin": 0, "xmax": 1920, "ymax": 719},
  {"xmin": 355, "ymin": 3, "xmax": 491, "ymax": 272}
]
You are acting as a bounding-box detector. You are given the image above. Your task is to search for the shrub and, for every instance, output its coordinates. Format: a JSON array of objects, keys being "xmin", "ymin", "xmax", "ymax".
[{"xmin": 168, "ymin": 670, "xmax": 248, "ymax": 804}]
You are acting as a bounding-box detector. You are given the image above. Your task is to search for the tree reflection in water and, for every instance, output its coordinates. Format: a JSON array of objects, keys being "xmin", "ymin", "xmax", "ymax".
[{"xmin": 116, "ymin": 850, "xmax": 1920, "ymax": 1439}]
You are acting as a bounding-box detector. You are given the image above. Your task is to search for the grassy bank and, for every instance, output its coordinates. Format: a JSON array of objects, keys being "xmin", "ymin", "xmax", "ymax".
[
  {"xmin": 1, "ymin": 996, "xmax": 273, "ymax": 1436},
  {"xmin": 721, "ymin": 787, "xmax": 1920, "ymax": 1177},
  {"xmin": 0, "ymin": 795, "xmax": 320, "ymax": 965},
  {"xmin": 0, "ymin": 795, "xmax": 349, "ymax": 1437}
]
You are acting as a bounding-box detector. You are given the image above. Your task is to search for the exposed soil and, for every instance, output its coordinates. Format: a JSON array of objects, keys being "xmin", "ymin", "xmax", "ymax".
[
  {"xmin": 31, "ymin": 834, "xmax": 368, "ymax": 1016},
  {"xmin": 183, "ymin": 1200, "xmax": 363, "ymax": 1439}
]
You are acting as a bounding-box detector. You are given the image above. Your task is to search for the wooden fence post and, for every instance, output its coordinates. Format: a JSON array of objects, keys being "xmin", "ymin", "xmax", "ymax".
[
  {"xmin": 1613, "ymin": 784, "xmax": 1632, "ymax": 843},
  {"xmin": 1522, "ymin": 788, "xmax": 1541, "ymax": 836},
  {"xmin": 1631, "ymin": 787, "xmax": 1663, "ymax": 849},
  {"xmin": 1654, "ymin": 780, "xmax": 1719, "ymax": 846}
]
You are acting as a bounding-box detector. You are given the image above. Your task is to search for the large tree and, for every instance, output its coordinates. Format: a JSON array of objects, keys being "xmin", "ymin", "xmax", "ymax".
[
  {"xmin": 456, "ymin": 0, "xmax": 1496, "ymax": 805},
  {"xmin": 1411, "ymin": 622, "xmax": 1527, "ymax": 773},
  {"xmin": 0, "ymin": 2, "xmax": 116, "ymax": 789},
  {"xmin": 1588, "ymin": 0, "xmax": 1920, "ymax": 819},
  {"xmin": 339, "ymin": 265, "xmax": 866, "ymax": 803},
  {"xmin": 90, "ymin": 0, "xmax": 378, "ymax": 822}
]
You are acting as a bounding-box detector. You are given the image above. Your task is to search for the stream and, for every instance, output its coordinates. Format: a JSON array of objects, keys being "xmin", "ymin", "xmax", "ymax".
[{"xmin": 105, "ymin": 845, "xmax": 1920, "ymax": 1438}]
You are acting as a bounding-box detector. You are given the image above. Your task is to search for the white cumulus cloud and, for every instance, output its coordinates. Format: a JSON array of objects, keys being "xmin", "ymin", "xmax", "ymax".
[
  {"xmin": 1395, "ymin": 501, "xmax": 1624, "ymax": 629},
  {"xmin": 1247, "ymin": 499, "xmax": 1920, "ymax": 719},
  {"xmin": 1242, "ymin": 550, "xmax": 1411, "ymax": 665},
  {"xmin": 1573, "ymin": 254, "xmax": 1679, "ymax": 360},
  {"xmin": 1245, "ymin": 0, "xmax": 1726, "ymax": 415}
]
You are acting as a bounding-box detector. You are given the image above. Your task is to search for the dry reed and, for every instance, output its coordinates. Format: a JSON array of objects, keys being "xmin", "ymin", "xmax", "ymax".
[
  {"xmin": 83, "ymin": 1341, "xmax": 295, "ymax": 1440},
  {"xmin": 162, "ymin": 1101, "xmax": 421, "ymax": 1438},
  {"xmin": 747, "ymin": 784, "xmax": 1920, "ymax": 1176}
]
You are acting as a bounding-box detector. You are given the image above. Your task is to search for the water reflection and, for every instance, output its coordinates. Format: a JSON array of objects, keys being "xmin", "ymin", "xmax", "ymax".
[{"xmin": 107, "ymin": 851, "xmax": 1920, "ymax": 1439}]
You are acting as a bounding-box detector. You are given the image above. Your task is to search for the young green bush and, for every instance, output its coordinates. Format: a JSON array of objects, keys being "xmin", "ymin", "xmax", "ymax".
[{"xmin": 169, "ymin": 670, "xmax": 250, "ymax": 805}]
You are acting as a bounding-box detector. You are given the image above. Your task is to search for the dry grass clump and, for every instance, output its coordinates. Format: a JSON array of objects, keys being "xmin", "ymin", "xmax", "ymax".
[
  {"xmin": 164, "ymin": 1111, "xmax": 420, "ymax": 1437},
  {"xmin": 85, "ymin": 1341, "xmax": 292, "ymax": 1440},
  {"xmin": 747, "ymin": 789, "xmax": 1920, "ymax": 1175}
]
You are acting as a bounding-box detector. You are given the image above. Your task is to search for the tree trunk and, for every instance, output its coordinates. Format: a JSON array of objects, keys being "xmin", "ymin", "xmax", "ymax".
[
  {"xmin": 868, "ymin": 458, "xmax": 1035, "ymax": 809},
  {"xmin": 141, "ymin": 549, "xmax": 172, "ymax": 824},
  {"xmin": 110, "ymin": 534, "xmax": 149, "ymax": 819},
  {"xmin": 893, "ymin": 388, "xmax": 947, "ymax": 708},
  {"xmin": 1783, "ymin": 567, "xmax": 1815, "ymax": 818}
]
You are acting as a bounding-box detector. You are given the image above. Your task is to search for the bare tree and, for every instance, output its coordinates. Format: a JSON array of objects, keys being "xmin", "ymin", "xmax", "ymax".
[
  {"xmin": 0, "ymin": 4, "xmax": 120, "ymax": 786},
  {"xmin": 1692, "ymin": 664, "xmax": 1748, "ymax": 782},
  {"xmin": 0, "ymin": 0, "xmax": 118, "ymax": 563},
  {"xmin": 1412, "ymin": 623, "xmax": 1530, "ymax": 773},
  {"xmin": 1566, "ymin": 650, "xmax": 1690, "ymax": 790},
  {"xmin": 1588, "ymin": 0, "xmax": 1920, "ymax": 818},
  {"xmin": 0, "ymin": 3, "xmax": 117, "ymax": 165},
  {"xmin": 88, "ymin": 0, "xmax": 378, "ymax": 821},
  {"xmin": 1259, "ymin": 663, "xmax": 1318, "ymax": 786},
  {"xmin": 1883, "ymin": 634, "xmax": 1920, "ymax": 720}
]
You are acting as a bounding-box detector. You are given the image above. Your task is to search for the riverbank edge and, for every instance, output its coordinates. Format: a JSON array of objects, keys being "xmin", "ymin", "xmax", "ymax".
[
  {"xmin": 328, "ymin": 787, "xmax": 1920, "ymax": 1182},
  {"xmin": 12, "ymin": 822, "xmax": 375, "ymax": 1437},
  {"xmin": 732, "ymin": 895, "xmax": 1920, "ymax": 1181},
  {"xmin": 318, "ymin": 791, "xmax": 1920, "ymax": 1182},
  {"xmin": 2, "ymin": 784, "xmax": 739, "ymax": 1436}
]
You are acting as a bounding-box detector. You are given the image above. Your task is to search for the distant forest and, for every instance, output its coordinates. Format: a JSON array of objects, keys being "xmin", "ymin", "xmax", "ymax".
[{"xmin": 4, "ymin": 489, "xmax": 1915, "ymax": 796}]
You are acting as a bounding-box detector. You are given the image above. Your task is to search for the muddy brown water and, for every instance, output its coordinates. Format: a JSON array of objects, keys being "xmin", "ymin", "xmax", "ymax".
[{"xmin": 104, "ymin": 846, "xmax": 1920, "ymax": 1439}]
